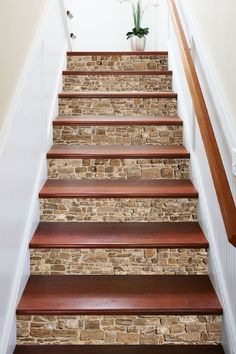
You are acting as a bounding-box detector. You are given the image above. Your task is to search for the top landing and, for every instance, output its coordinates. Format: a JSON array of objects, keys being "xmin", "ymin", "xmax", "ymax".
[{"xmin": 67, "ymin": 51, "xmax": 168, "ymax": 56}]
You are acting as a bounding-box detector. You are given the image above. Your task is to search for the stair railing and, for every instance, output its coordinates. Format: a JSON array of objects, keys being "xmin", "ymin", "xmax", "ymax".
[{"xmin": 168, "ymin": 0, "xmax": 236, "ymax": 247}]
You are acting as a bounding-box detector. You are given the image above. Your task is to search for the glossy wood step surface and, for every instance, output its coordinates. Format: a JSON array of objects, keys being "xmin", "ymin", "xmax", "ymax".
[
  {"xmin": 53, "ymin": 116, "xmax": 183, "ymax": 126},
  {"xmin": 17, "ymin": 275, "xmax": 222, "ymax": 315},
  {"xmin": 39, "ymin": 179, "xmax": 198, "ymax": 199},
  {"xmin": 14, "ymin": 344, "xmax": 225, "ymax": 354},
  {"xmin": 67, "ymin": 51, "xmax": 169, "ymax": 56},
  {"xmin": 63, "ymin": 70, "xmax": 172, "ymax": 76},
  {"xmin": 59, "ymin": 91, "xmax": 177, "ymax": 99},
  {"xmin": 47, "ymin": 145, "xmax": 190, "ymax": 159},
  {"xmin": 30, "ymin": 222, "xmax": 208, "ymax": 249}
]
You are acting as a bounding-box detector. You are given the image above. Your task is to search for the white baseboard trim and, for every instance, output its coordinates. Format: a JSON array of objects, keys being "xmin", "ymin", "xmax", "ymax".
[
  {"xmin": 2, "ymin": 47, "xmax": 66, "ymax": 352},
  {"xmin": 0, "ymin": 1, "xmax": 69, "ymax": 352},
  {"xmin": 46, "ymin": 48, "xmax": 66, "ymax": 147},
  {"xmin": 168, "ymin": 21, "xmax": 236, "ymax": 353},
  {"xmin": 1, "ymin": 155, "xmax": 46, "ymax": 354},
  {"xmin": 191, "ymin": 153, "xmax": 236, "ymax": 354}
]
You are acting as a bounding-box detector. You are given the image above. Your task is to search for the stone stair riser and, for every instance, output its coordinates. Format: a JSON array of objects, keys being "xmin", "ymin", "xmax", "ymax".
[
  {"xmin": 53, "ymin": 125, "xmax": 183, "ymax": 146},
  {"xmin": 30, "ymin": 248, "xmax": 208, "ymax": 275},
  {"xmin": 40, "ymin": 198, "xmax": 197, "ymax": 222},
  {"xmin": 63, "ymin": 75, "xmax": 172, "ymax": 92},
  {"xmin": 59, "ymin": 98, "xmax": 177, "ymax": 117},
  {"xmin": 48, "ymin": 158, "xmax": 190, "ymax": 180},
  {"xmin": 67, "ymin": 55, "xmax": 168, "ymax": 71},
  {"xmin": 17, "ymin": 315, "xmax": 221, "ymax": 345}
]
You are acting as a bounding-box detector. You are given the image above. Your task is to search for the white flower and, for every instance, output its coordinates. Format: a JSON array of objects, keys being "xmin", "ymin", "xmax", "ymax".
[
  {"xmin": 140, "ymin": 0, "xmax": 158, "ymax": 10},
  {"xmin": 117, "ymin": 0, "xmax": 158, "ymax": 12},
  {"xmin": 117, "ymin": 0, "xmax": 133, "ymax": 4},
  {"xmin": 117, "ymin": 0, "xmax": 158, "ymax": 33}
]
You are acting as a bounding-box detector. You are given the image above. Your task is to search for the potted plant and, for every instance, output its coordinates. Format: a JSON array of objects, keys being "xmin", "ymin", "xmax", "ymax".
[{"xmin": 118, "ymin": 0, "xmax": 158, "ymax": 51}]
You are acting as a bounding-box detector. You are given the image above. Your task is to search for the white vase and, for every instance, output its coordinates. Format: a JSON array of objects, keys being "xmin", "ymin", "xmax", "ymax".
[{"xmin": 130, "ymin": 36, "xmax": 146, "ymax": 52}]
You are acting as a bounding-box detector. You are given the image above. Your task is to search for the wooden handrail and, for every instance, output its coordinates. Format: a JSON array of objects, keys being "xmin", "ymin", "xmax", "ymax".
[{"xmin": 168, "ymin": 0, "xmax": 236, "ymax": 247}]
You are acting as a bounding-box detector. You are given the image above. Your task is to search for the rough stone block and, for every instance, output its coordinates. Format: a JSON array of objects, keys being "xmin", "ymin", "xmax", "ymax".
[
  {"xmin": 59, "ymin": 97, "xmax": 177, "ymax": 117},
  {"xmin": 53, "ymin": 125, "xmax": 183, "ymax": 146},
  {"xmin": 48, "ymin": 158, "xmax": 190, "ymax": 180},
  {"xmin": 63, "ymin": 74, "xmax": 172, "ymax": 92},
  {"xmin": 30, "ymin": 248, "xmax": 208, "ymax": 275},
  {"xmin": 17, "ymin": 315, "xmax": 221, "ymax": 345},
  {"xmin": 67, "ymin": 54, "xmax": 168, "ymax": 71},
  {"xmin": 40, "ymin": 198, "xmax": 198, "ymax": 222}
]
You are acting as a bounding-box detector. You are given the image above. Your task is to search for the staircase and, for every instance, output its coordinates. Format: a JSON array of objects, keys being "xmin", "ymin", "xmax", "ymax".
[{"xmin": 15, "ymin": 52, "xmax": 224, "ymax": 353}]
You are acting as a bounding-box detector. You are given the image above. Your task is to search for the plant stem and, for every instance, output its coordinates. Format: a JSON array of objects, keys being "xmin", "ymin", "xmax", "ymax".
[
  {"xmin": 136, "ymin": 0, "xmax": 141, "ymax": 30},
  {"xmin": 132, "ymin": 3, "xmax": 137, "ymax": 29}
]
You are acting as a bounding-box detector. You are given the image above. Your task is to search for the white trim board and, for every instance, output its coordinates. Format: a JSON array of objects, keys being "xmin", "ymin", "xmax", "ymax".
[
  {"xmin": 0, "ymin": 1, "xmax": 69, "ymax": 353},
  {"xmin": 168, "ymin": 12, "xmax": 236, "ymax": 354}
]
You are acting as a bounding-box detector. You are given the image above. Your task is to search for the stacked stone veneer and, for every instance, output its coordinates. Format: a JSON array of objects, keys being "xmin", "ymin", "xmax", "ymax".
[
  {"xmin": 59, "ymin": 98, "xmax": 177, "ymax": 117},
  {"xmin": 67, "ymin": 54, "xmax": 168, "ymax": 71},
  {"xmin": 63, "ymin": 74, "xmax": 172, "ymax": 92},
  {"xmin": 17, "ymin": 315, "xmax": 221, "ymax": 345},
  {"xmin": 30, "ymin": 248, "xmax": 208, "ymax": 276},
  {"xmin": 48, "ymin": 158, "xmax": 190, "ymax": 180},
  {"xmin": 53, "ymin": 125, "xmax": 183, "ymax": 146},
  {"xmin": 40, "ymin": 198, "xmax": 197, "ymax": 222}
]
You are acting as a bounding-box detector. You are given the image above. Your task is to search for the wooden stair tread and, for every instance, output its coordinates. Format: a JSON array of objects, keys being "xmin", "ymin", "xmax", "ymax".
[
  {"xmin": 14, "ymin": 345, "xmax": 225, "ymax": 354},
  {"xmin": 67, "ymin": 51, "xmax": 168, "ymax": 56},
  {"xmin": 17, "ymin": 275, "xmax": 222, "ymax": 315},
  {"xmin": 59, "ymin": 91, "xmax": 177, "ymax": 99},
  {"xmin": 63, "ymin": 70, "xmax": 172, "ymax": 76},
  {"xmin": 39, "ymin": 179, "xmax": 198, "ymax": 198},
  {"xmin": 53, "ymin": 116, "xmax": 183, "ymax": 126},
  {"xmin": 47, "ymin": 145, "xmax": 190, "ymax": 159},
  {"xmin": 30, "ymin": 222, "xmax": 208, "ymax": 249}
]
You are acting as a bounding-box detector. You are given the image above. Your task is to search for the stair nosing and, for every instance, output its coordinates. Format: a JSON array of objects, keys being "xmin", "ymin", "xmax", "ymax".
[
  {"xmin": 67, "ymin": 51, "xmax": 169, "ymax": 56},
  {"xmin": 63, "ymin": 70, "xmax": 172, "ymax": 76},
  {"xmin": 59, "ymin": 91, "xmax": 177, "ymax": 99},
  {"xmin": 53, "ymin": 116, "xmax": 183, "ymax": 126},
  {"xmin": 14, "ymin": 344, "xmax": 225, "ymax": 354},
  {"xmin": 39, "ymin": 179, "xmax": 198, "ymax": 199},
  {"xmin": 17, "ymin": 308, "xmax": 222, "ymax": 316},
  {"xmin": 47, "ymin": 145, "xmax": 190, "ymax": 159}
]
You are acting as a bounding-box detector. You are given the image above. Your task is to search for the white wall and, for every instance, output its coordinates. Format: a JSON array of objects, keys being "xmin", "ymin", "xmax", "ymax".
[
  {"xmin": 168, "ymin": 2, "xmax": 236, "ymax": 353},
  {"xmin": 187, "ymin": 0, "xmax": 236, "ymax": 130},
  {"xmin": 0, "ymin": 0, "xmax": 49, "ymax": 131},
  {"xmin": 0, "ymin": 1, "xmax": 69, "ymax": 353},
  {"xmin": 64, "ymin": 0, "xmax": 167, "ymax": 51}
]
